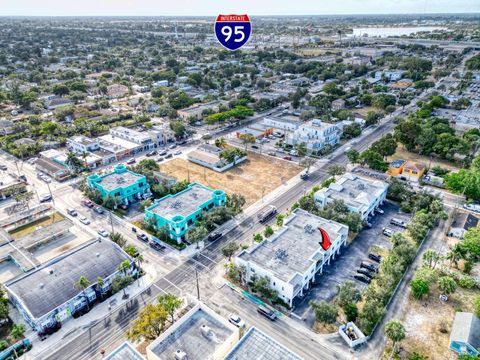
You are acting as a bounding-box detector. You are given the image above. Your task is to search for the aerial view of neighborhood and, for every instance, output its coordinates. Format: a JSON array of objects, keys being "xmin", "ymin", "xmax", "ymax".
[{"xmin": 0, "ymin": 1, "xmax": 479, "ymax": 359}]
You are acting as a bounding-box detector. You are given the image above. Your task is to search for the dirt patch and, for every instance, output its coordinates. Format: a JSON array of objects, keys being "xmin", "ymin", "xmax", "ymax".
[
  {"xmin": 387, "ymin": 145, "xmax": 460, "ymax": 172},
  {"xmin": 159, "ymin": 152, "xmax": 301, "ymax": 206},
  {"xmin": 9, "ymin": 212, "xmax": 65, "ymax": 240}
]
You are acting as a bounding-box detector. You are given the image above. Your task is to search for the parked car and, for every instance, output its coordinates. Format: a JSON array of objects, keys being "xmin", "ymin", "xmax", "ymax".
[
  {"xmin": 228, "ymin": 314, "xmax": 245, "ymax": 328},
  {"xmin": 39, "ymin": 194, "xmax": 52, "ymax": 202},
  {"xmin": 463, "ymin": 203, "xmax": 480, "ymax": 213},
  {"xmin": 354, "ymin": 275, "xmax": 371, "ymax": 284},
  {"xmin": 283, "ymin": 156, "xmax": 292, "ymax": 161},
  {"xmin": 94, "ymin": 206, "xmax": 104, "ymax": 214},
  {"xmin": 390, "ymin": 218, "xmax": 407, "ymax": 228},
  {"xmin": 158, "ymin": 150, "xmax": 168, "ymax": 156},
  {"xmin": 251, "ymin": 145, "xmax": 259, "ymax": 149},
  {"xmin": 18, "ymin": 174, "xmax": 27, "ymax": 183},
  {"xmin": 79, "ymin": 216, "xmax": 90, "ymax": 225},
  {"xmin": 67, "ymin": 208, "xmax": 77, "ymax": 216},
  {"xmin": 174, "ymin": 150, "xmax": 182, "ymax": 155},
  {"xmin": 149, "ymin": 242, "xmax": 166, "ymax": 251},
  {"xmin": 137, "ymin": 233, "xmax": 149, "ymax": 242},
  {"xmin": 267, "ymin": 151, "xmax": 276, "ymax": 156},
  {"xmin": 0, "ymin": 164, "xmax": 7, "ymax": 171},
  {"xmin": 375, "ymin": 208, "xmax": 384, "ymax": 215},
  {"xmin": 82, "ymin": 199, "xmax": 94, "ymax": 208},
  {"xmin": 97, "ymin": 229, "xmax": 109, "ymax": 237},
  {"xmin": 207, "ymin": 232, "xmax": 222, "ymax": 242},
  {"xmin": 382, "ymin": 227, "xmax": 394, "ymax": 237},
  {"xmin": 157, "ymin": 157, "xmax": 164, "ymax": 162},
  {"xmin": 146, "ymin": 150, "xmax": 157, "ymax": 157},
  {"xmin": 126, "ymin": 158, "xmax": 136, "ymax": 165},
  {"xmin": 169, "ymin": 144, "xmax": 177, "ymax": 149},
  {"xmin": 300, "ymin": 172, "xmax": 309, "ymax": 180},
  {"xmin": 360, "ymin": 262, "xmax": 378, "ymax": 273},
  {"xmin": 368, "ymin": 253, "xmax": 382, "ymax": 263},
  {"xmin": 357, "ymin": 269, "xmax": 374, "ymax": 279},
  {"xmin": 165, "ymin": 153, "xmax": 173, "ymax": 159},
  {"xmin": 257, "ymin": 305, "xmax": 276, "ymax": 321}
]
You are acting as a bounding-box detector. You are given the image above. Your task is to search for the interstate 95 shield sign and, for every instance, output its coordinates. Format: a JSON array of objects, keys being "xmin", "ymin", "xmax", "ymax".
[{"xmin": 214, "ymin": 14, "xmax": 251, "ymax": 51}]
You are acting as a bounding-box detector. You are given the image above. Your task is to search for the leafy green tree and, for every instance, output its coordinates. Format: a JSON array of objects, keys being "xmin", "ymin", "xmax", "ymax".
[
  {"xmin": 360, "ymin": 150, "xmax": 387, "ymax": 171},
  {"xmin": 264, "ymin": 225, "xmax": 274, "ymax": 238},
  {"xmin": 422, "ymin": 249, "xmax": 441, "ymax": 269},
  {"xmin": 0, "ymin": 286, "xmax": 9, "ymax": 323},
  {"xmin": 253, "ymin": 233, "xmax": 263, "ymax": 243},
  {"xmin": 188, "ymin": 225, "xmax": 208, "ymax": 249},
  {"xmin": 336, "ymin": 281, "xmax": 361, "ymax": 307},
  {"xmin": 239, "ymin": 133, "xmax": 255, "ymax": 151},
  {"xmin": 10, "ymin": 323, "xmax": 26, "ymax": 341},
  {"xmin": 310, "ymin": 300, "xmax": 338, "ymax": 325},
  {"xmin": 221, "ymin": 242, "xmax": 239, "ymax": 261},
  {"xmin": 343, "ymin": 303, "xmax": 358, "ymax": 322},
  {"xmin": 170, "ymin": 120, "xmax": 186, "ymax": 138},
  {"xmin": 365, "ymin": 110, "xmax": 381, "ymax": 126},
  {"xmin": 110, "ymin": 232, "xmax": 127, "ymax": 248},
  {"xmin": 276, "ymin": 214, "xmax": 285, "ymax": 227},
  {"xmin": 438, "ymin": 276, "xmax": 456, "ymax": 296},
  {"xmin": 226, "ymin": 193, "xmax": 246, "ymax": 214},
  {"xmin": 371, "ymin": 134, "xmax": 398, "ymax": 159},
  {"xmin": 158, "ymin": 293, "xmax": 183, "ymax": 323},
  {"xmin": 473, "ymin": 295, "xmax": 480, "ymax": 318},
  {"xmin": 445, "ymin": 169, "xmax": 480, "ymax": 201},
  {"xmin": 327, "ymin": 165, "xmax": 346, "ymax": 177},
  {"xmin": 410, "ymin": 278, "xmax": 430, "ymax": 299},
  {"xmin": 347, "ymin": 149, "xmax": 361, "ymax": 164},
  {"xmin": 296, "ymin": 142, "xmax": 307, "ymax": 157},
  {"xmin": 385, "ymin": 320, "xmax": 406, "ymax": 358},
  {"xmin": 127, "ymin": 304, "xmax": 168, "ymax": 341}
]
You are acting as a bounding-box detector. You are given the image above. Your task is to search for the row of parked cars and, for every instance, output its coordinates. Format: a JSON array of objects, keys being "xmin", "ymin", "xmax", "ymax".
[
  {"xmin": 382, "ymin": 217, "xmax": 408, "ymax": 237},
  {"xmin": 353, "ymin": 253, "xmax": 382, "ymax": 284},
  {"xmin": 131, "ymin": 228, "xmax": 166, "ymax": 251}
]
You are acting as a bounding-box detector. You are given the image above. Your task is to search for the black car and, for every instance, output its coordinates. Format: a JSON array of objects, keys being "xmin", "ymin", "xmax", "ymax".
[
  {"xmin": 208, "ymin": 232, "xmax": 222, "ymax": 242},
  {"xmin": 368, "ymin": 253, "xmax": 382, "ymax": 263},
  {"xmin": 165, "ymin": 153, "xmax": 173, "ymax": 159},
  {"xmin": 149, "ymin": 242, "xmax": 166, "ymax": 251},
  {"xmin": 360, "ymin": 262, "xmax": 378, "ymax": 273},
  {"xmin": 354, "ymin": 275, "xmax": 371, "ymax": 284},
  {"xmin": 357, "ymin": 269, "xmax": 374, "ymax": 279},
  {"xmin": 137, "ymin": 233, "xmax": 149, "ymax": 242},
  {"xmin": 157, "ymin": 157, "xmax": 164, "ymax": 162},
  {"xmin": 146, "ymin": 150, "xmax": 157, "ymax": 157},
  {"xmin": 251, "ymin": 145, "xmax": 259, "ymax": 149}
]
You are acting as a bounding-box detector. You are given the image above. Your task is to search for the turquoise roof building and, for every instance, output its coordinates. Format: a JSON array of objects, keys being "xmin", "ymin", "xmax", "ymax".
[
  {"xmin": 87, "ymin": 164, "xmax": 150, "ymax": 205},
  {"xmin": 144, "ymin": 182, "xmax": 226, "ymax": 243}
]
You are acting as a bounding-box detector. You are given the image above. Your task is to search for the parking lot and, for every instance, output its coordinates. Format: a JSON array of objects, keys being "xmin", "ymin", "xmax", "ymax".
[{"xmin": 292, "ymin": 201, "xmax": 412, "ymax": 327}]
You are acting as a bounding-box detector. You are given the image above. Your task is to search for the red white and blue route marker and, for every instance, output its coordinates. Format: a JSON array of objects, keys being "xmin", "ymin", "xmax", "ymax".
[{"xmin": 215, "ymin": 14, "xmax": 251, "ymax": 51}]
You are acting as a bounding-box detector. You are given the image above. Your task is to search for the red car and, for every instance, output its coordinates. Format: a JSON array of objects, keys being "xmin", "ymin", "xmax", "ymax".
[
  {"xmin": 283, "ymin": 156, "xmax": 292, "ymax": 161},
  {"xmin": 82, "ymin": 199, "xmax": 94, "ymax": 208}
]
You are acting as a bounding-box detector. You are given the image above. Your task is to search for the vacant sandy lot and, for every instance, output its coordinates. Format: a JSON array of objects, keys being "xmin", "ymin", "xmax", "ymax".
[
  {"xmin": 387, "ymin": 145, "xmax": 461, "ymax": 172},
  {"xmin": 159, "ymin": 152, "xmax": 302, "ymax": 206}
]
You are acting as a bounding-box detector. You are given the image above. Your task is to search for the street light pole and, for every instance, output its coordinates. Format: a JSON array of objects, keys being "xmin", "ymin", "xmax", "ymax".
[{"xmin": 195, "ymin": 268, "xmax": 200, "ymax": 301}]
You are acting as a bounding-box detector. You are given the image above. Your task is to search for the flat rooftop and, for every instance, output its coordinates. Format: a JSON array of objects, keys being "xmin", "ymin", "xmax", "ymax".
[
  {"xmin": 188, "ymin": 150, "xmax": 220, "ymax": 166},
  {"xmin": 5, "ymin": 239, "xmax": 131, "ymax": 319},
  {"xmin": 99, "ymin": 134, "xmax": 140, "ymax": 151},
  {"xmin": 148, "ymin": 183, "xmax": 214, "ymax": 220},
  {"xmin": 97, "ymin": 170, "xmax": 144, "ymax": 192},
  {"xmin": 149, "ymin": 307, "xmax": 234, "ymax": 360},
  {"xmin": 105, "ymin": 342, "xmax": 145, "ymax": 360},
  {"xmin": 238, "ymin": 209, "xmax": 348, "ymax": 283},
  {"xmin": 225, "ymin": 327, "xmax": 303, "ymax": 360}
]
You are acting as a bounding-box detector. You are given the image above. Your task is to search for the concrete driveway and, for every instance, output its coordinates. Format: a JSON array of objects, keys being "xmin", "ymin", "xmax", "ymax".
[{"xmin": 292, "ymin": 201, "xmax": 412, "ymax": 327}]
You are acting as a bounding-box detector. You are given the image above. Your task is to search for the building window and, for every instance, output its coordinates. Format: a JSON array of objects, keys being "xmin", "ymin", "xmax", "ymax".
[
  {"xmin": 251, "ymin": 268, "xmax": 255, "ymax": 273},
  {"xmin": 139, "ymin": 182, "xmax": 143, "ymax": 187}
]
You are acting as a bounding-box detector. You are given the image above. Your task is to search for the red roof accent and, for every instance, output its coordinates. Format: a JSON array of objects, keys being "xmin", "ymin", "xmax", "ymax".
[{"xmin": 318, "ymin": 227, "xmax": 331, "ymax": 251}]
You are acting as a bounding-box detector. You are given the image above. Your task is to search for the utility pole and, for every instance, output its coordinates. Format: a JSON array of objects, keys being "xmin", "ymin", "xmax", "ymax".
[
  {"xmin": 46, "ymin": 182, "xmax": 55, "ymax": 223},
  {"xmin": 195, "ymin": 269, "xmax": 200, "ymax": 300}
]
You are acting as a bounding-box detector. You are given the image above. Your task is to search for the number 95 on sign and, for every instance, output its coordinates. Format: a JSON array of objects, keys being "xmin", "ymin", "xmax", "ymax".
[{"xmin": 215, "ymin": 14, "xmax": 251, "ymax": 51}]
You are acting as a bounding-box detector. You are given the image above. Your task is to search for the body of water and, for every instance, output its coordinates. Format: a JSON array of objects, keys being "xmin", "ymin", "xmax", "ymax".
[{"xmin": 348, "ymin": 26, "xmax": 448, "ymax": 38}]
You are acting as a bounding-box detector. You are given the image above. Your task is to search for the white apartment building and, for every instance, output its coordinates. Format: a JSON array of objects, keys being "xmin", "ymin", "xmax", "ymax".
[
  {"xmin": 109, "ymin": 127, "xmax": 155, "ymax": 151},
  {"xmin": 286, "ymin": 119, "xmax": 342, "ymax": 153},
  {"xmin": 314, "ymin": 173, "xmax": 389, "ymax": 221},
  {"xmin": 235, "ymin": 209, "xmax": 349, "ymax": 307},
  {"xmin": 66, "ymin": 135, "xmax": 100, "ymax": 155}
]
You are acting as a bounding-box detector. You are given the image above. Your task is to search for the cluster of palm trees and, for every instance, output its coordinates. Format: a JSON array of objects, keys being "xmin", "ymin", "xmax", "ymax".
[{"xmin": 73, "ymin": 260, "xmax": 133, "ymax": 310}]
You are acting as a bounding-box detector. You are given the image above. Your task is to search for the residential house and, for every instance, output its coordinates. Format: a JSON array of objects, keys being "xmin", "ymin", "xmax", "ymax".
[
  {"xmin": 449, "ymin": 312, "xmax": 480, "ymax": 356},
  {"xmin": 107, "ymin": 84, "xmax": 129, "ymax": 99},
  {"xmin": 177, "ymin": 101, "xmax": 223, "ymax": 121},
  {"xmin": 45, "ymin": 96, "xmax": 73, "ymax": 110},
  {"xmin": 400, "ymin": 160, "xmax": 426, "ymax": 182},
  {"xmin": 87, "ymin": 164, "xmax": 150, "ymax": 205},
  {"xmin": 109, "ymin": 127, "xmax": 155, "ymax": 151},
  {"xmin": 448, "ymin": 212, "xmax": 479, "ymax": 239},
  {"xmin": 314, "ymin": 173, "xmax": 389, "ymax": 221},
  {"xmin": 66, "ymin": 136, "xmax": 100, "ymax": 155},
  {"xmin": 386, "ymin": 159, "xmax": 407, "ymax": 176},
  {"xmin": 235, "ymin": 208, "xmax": 349, "ymax": 307},
  {"xmin": 146, "ymin": 302, "xmax": 239, "ymax": 360},
  {"xmin": 5, "ymin": 239, "xmax": 135, "ymax": 332},
  {"xmin": 144, "ymin": 183, "xmax": 226, "ymax": 243},
  {"xmin": 331, "ymin": 99, "xmax": 346, "ymax": 111}
]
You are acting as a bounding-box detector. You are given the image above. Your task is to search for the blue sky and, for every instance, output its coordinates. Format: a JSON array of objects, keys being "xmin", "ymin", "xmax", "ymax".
[{"xmin": 1, "ymin": 0, "xmax": 479, "ymax": 16}]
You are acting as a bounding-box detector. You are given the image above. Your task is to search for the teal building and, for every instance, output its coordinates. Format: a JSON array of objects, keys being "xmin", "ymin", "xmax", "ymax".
[
  {"xmin": 144, "ymin": 182, "xmax": 226, "ymax": 243},
  {"xmin": 87, "ymin": 164, "xmax": 150, "ymax": 205}
]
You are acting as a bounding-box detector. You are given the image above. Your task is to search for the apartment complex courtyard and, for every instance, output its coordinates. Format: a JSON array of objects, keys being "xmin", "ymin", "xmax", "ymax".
[{"xmin": 159, "ymin": 151, "xmax": 302, "ymax": 206}]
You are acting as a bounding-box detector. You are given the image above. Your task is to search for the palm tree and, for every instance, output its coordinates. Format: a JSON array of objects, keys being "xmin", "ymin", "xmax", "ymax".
[
  {"xmin": 215, "ymin": 137, "xmax": 227, "ymax": 149},
  {"xmin": 385, "ymin": 320, "xmax": 406, "ymax": 360},
  {"xmin": 96, "ymin": 277, "xmax": 105, "ymax": 300},
  {"xmin": 117, "ymin": 260, "xmax": 131, "ymax": 299},
  {"xmin": 74, "ymin": 276, "xmax": 91, "ymax": 310},
  {"xmin": 239, "ymin": 133, "xmax": 255, "ymax": 151}
]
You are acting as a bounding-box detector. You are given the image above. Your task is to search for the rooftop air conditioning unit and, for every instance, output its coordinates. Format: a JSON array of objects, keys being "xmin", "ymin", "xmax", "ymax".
[
  {"xmin": 174, "ymin": 349, "xmax": 187, "ymax": 360},
  {"xmin": 200, "ymin": 325, "xmax": 213, "ymax": 339}
]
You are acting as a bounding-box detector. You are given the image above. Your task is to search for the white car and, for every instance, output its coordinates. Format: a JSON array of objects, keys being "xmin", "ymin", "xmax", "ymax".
[
  {"xmin": 463, "ymin": 204, "xmax": 480, "ymax": 213},
  {"xmin": 228, "ymin": 314, "xmax": 245, "ymax": 328},
  {"xmin": 79, "ymin": 217, "xmax": 90, "ymax": 225},
  {"xmin": 97, "ymin": 229, "xmax": 109, "ymax": 237}
]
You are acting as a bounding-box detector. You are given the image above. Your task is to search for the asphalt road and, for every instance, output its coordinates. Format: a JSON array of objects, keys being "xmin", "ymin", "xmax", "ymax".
[{"xmin": 38, "ymin": 108, "xmax": 402, "ymax": 360}]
